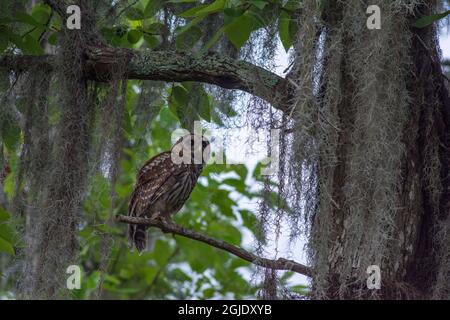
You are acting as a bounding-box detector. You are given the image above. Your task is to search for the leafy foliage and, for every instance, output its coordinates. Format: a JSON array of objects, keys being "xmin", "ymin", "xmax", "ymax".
[
  {"xmin": 0, "ymin": 207, "xmax": 15, "ymax": 256},
  {"xmin": 414, "ymin": 10, "xmax": 450, "ymax": 28},
  {"xmin": 0, "ymin": 0, "xmax": 304, "ymax": 299},
  {"xmin": 73, "ymin": 87, "xmax": 268, "ymax": 299}
]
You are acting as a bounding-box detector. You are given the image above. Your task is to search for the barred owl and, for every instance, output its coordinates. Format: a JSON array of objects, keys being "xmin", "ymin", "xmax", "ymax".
[{"xmin": 128, "ymin": 134, "xmax": 210, "ymax": 254}]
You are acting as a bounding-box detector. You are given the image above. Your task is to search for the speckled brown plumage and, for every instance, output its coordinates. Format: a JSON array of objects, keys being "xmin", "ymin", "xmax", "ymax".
[{"xmin": 128, "ymin": 134, "xmax": 210, "ymax": 253}]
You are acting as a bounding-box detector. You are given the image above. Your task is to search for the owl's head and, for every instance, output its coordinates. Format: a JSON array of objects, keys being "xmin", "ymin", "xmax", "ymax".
[{"xmin": 171, "ymin": 133, "xmax": 211, "ymax": 165}]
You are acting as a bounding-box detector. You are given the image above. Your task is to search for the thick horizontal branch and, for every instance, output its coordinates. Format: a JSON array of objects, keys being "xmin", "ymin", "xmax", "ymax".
[
  {"xmin": 115, "ymin": 214, "xmax": 312, "ymax": 278},
  {"xmin": 0, "ymin": 47, "xmax": 294, "ymax": 113}
]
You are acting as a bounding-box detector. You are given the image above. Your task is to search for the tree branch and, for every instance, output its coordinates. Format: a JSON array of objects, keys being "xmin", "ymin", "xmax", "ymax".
[
  {"xmin": 115, "ymin": 214, "xmax": 312, "ymax": 278},
  {"xmin": 0, "ymin": 48, "xmax": 294, "ymax": 113}
]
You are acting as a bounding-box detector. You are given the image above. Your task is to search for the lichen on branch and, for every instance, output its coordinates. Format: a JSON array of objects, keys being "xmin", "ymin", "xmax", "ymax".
[{"xmin": 0, "ymin": 48, "xmax": 295, "ymax": 114}]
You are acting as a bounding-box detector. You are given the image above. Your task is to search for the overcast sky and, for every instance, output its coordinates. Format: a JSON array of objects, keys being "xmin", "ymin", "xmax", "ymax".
[
  {"xmin": 441, "ymin": 31, "xmax": 450, "ymax": 58},
  {"xmin": 220, "ymin": 28, "xmax": 450, "ymax": 293}
]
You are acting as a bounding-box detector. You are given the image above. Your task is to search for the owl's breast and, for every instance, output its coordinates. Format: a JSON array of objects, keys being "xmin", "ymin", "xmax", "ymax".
[{"xmin": 155, "ymin": 165, "xmax": 203, "ymax": 218}]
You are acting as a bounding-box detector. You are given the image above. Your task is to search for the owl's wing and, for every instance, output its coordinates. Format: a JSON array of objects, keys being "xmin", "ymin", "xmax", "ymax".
[{"xmin": 128, "ymin": 151, "xmax": 184, "ymax": 218}]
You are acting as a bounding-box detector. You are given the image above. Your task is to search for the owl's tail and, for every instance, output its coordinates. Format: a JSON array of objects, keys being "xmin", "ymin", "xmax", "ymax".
[
  {"xmin": 128, "ymin": 225, "xmax": 156, "ymax": 255},
  {"xmin": 128, "ymin": 224, "xmax": 147, "ymax": 255}
]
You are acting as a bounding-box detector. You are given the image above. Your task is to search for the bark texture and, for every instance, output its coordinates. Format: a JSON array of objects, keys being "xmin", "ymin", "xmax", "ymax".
[
  {"xmin": 0, "ymin": 49, "xmax": 294, "ymax": 113},
  {"xmin": 301, "ymin": 1, "xmax": 450, "ymax": 299}
]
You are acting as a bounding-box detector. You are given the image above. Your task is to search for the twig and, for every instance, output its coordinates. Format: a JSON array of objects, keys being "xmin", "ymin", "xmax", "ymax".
[
  {"xmin": 115, "ymin": 215, "xmax": 313, "ymax": 277},
  {"xmin": 38, "ymin": 10, "xmax": 54, "ymax": 44}
]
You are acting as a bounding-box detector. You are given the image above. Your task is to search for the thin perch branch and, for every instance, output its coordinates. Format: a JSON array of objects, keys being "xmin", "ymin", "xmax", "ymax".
[{"xmin": 115, "ymin": 214, "xmax": 312, "ymax": 278}]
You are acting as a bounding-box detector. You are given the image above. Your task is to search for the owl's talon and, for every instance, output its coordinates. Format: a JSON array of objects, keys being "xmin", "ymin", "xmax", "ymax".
[
  {"xmin": 155, "ymin": 215, "xmax": 172, "ymax": 232},
  {"xmin": 164, "ymin": 218, "xmax": 172, "ymax": 223},
  {"xmin": 155, "ymin": 215, "xmax": 169, "ymax": 222},
  {"xmin": 160, "ymin": 219, "xmax": 172, "ymax": 233}
]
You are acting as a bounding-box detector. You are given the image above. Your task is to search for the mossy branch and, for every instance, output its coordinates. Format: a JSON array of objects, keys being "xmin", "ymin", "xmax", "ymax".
[
  {"xmin": 115, "ymin": 214, "xmax": 312, "ymax": 277},
  {"xmin": 0, "ymin": 48, "xmax": 294, "ymax": 113}
]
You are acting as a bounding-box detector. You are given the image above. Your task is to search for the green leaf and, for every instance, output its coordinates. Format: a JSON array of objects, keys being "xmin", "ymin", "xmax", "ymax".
[
  {"xmin": 224, "ymin": 7, "xmax": 247, "ymax": 17},
  {"xmin": 222, "ymin": 178, "xmax": 246, "ymax": 193},
  {"xmin": 152, "ymin": 240, "xmax": 172, "ymax": 266},
  {"xmin": 195, "ymin": 0, "xmax": 226, "ymax": 15},
  {"xmin": 203, "ymin": 288, "xmax": 215, "ymax": 298},
  {"xmin": 284, "ymin": 0, "xmax": 303, "ymax": 11},
  {"xmin": 209, "ymin": 221, "xmax": 241, "ymax": 245},
  {"xmin": 279, "ymin": 11, "xmax": 295, "ymax": 51},
  {"xmin": 104, "ymin": 275, "xmax": 121, "ymax": 286},
  {"xmin": 48, "ymin": 32, "xmax": 58, "ymax": 45},
  {"xmin": 414, "ymin": 10, "xmax": 450, "ymax": 28},
  {"xmin": 225, "ymin": 14, "xmax": 258, "ymax": 49},
  {"xmin": 0, "ymin": 207, "xmax": 11, "ymax": 222},
  {"xmin": 179, "ymin": 4, "xmax": 210, "ymax": 18},
  {"xmin": 172, "ymin": 85, "xmax": 189, "ymax": 106},
  {"xmin": 246, "ymin": 4, "xmax": 271, "ymax": 28},
  {"xmin": 123, "ymin": 109, "xmax": 133, "ymax": 136},
  {"xmin": 249, "ymin": 0, "xmax": 268, "ymax": 10},
  {"xmin": 1, "ymin": 116, "xmax": 21, "ymax": 151},
  {"xmin": 115, "ymin": 181, "xmax": 132, "ymax": 198},
  {"xmin": 143, "ymin": 34, "xmax": 161, "ymax": 48},
  {"xmin": 127, "ymin": 29, "xmax": 143, "ymax": 44},
  {"xmin": 143, "ymin": 267, "xmax": 158, "ymax": 285},
  {"xmin": 0, "ymin": 223, "xmax": 14, "ymax": 243},
  {"xmin": 125, "ymin": 7, "xmax": 145, "ymax": 20},
  {"xmin": 234, "ymin": 164, "xmax": 248, "ymax": 180},
  {"xmin": 290, "ymin": 284, "xmax": 310, "ymax": 295},
  {"xmin": 23, "ymin": 34, "xmax": 44, "ymax": 54},
  {"xmin": 196, "ymin": 88, "xmax": 212, "ymax": 122},
  {"xmin": 199, "ymin": 95, "xmax": 212, "ymax": 122},
  {"xmin": 32, "ymin": 5, "xmax": 51, "ymax": 25},
  {"xmin": 144, "ymin": 22, "xmax": 165, "ymax": 34},
  {"xmin": 0, "ymin": 236, "xmax": 15, "ymax": 256},
  {"xmin": 15, "ymin": 12, "xmax": 41, "ymax": 26},
  {"xmin": 177, "ymin": 237, "xmax": 212, "ymax": 273},
  {"xmin": 168, "ymin": 85, "xmax": 189, "ymax": 121},
  {"xmin": 10, "ymin": 34, "xmax": 44, "ymax": 55},
  {"xmin": 2, "ymin": 174, "xmax": 15, "ymax": 201},
  {"xmin": 180, "ymin": 0, "xmax": 225, "ymax": 17},
  {"xmin": 170, "ymin": 268, "xmax": 191, "ymax": 282},
  {"xmin": 176, "ymin": 25, "xmax": 202, "ymax": 49},
  {"xmin": 211, "ymin": 190, "xmax": 235, "ymax": 217},
  {"xmin": 240, "ymin": 209, "xmax": 258, "ymax": 231},
  {"xmin": 144, "ymin": 0, "xmax": 163, "ymax": 18}
]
